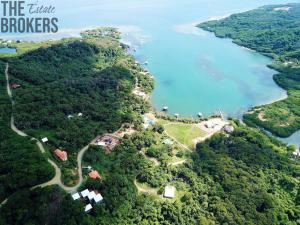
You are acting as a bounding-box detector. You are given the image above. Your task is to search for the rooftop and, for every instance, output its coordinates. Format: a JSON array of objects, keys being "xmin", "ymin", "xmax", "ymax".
[
  {"xmin": 88, "ymin": 170, "xmax": 101, "ymax": 179},
  {"xmin": 81, "ymin": 189, "xmax": 89, "ymax": 198},
  {"xmin": 72, "ymin": 193, "xmax": 80, "ymax": 201},
  {"xmin": 88, "ymin": 191, "xmax": 96, "ymax": 201},
  {"xmin": 85, "ymin": 204, "xmax": 93, "ymax": 212},
  {"xmin": 164, "ymin": 186, "xmax": 176, "ymax": 199},
  {"xmin": 163, "ymin": 139, "xmax": 174, "ymax": 145},
  {"xmin": 54, "ymin": 149, "xmax": 68, "ymax": 161},
  {"xmin": 41, "ymin": 137, "xmax": 48, "ymax": 143},
  {"xmin": 94, "ymin": 194, "xmax": 103, "ymax": 203},
  {"xmin": 224, "ymin": 125, "xmax": 234, "ymax": 134}
]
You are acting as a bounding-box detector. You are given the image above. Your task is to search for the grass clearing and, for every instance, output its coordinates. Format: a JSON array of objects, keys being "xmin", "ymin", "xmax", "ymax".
[{"xmin": 163, "ymin": 122, "xmax": 207, "ymax": 149}]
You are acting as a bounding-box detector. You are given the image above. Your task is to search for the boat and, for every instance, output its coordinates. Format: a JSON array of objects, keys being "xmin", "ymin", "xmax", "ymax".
[
  {"xmin": 197, "ymin": 112, "xmax": 203, "ymax": 118},
  {"xmin": 162, "ymin": 106, "xmax": 168, "ymax": 111},
  {"xmin": 144, "ymin": 61, "xmax": 149, "ymax": 65},
  {"xmin": 174, "ymin": 113, "xmax": 179, "ymax": 118}
]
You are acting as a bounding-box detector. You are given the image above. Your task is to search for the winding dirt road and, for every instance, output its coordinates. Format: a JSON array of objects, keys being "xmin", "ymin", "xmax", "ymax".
[{"xmin": 4, "ymin": 63, "xmax": 91, "ymax": 200}]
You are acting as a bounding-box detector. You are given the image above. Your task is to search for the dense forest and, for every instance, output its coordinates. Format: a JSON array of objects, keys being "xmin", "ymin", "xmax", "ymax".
[
  {"xmin": 6, "ymin": 30, "xmax": 153, "ymax": 152},
  {"xmin": 199, "ymin": 3, "xmax": 300, "ymax": 137},
  {"xmin": 0, "ymin": 61, "xmax": 54, "ymax": 202},
  {"xmin": 1, "ymin": 123, "xmax": 299, "ymax": 224}
]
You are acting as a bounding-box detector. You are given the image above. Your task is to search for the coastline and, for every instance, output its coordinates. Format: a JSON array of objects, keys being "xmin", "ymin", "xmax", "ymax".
[{"xmin": 197, "ymin": 8, "xmax": 300, "ymax": 145}]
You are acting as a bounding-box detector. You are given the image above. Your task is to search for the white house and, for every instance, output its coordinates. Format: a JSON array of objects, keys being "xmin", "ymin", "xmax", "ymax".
[
  {"xmin": 292, "ymin": 149, "xmax": 300, "ymax": 158},
  {"xmin": 81, "ymin": 189, "xmax": 90, "ymax": 198},
  {"xmin": 164, "ymin": 186, "xmax": 176, "ymax": 199},
  {"xmin": 163, "ymin": 139, "xmax": 173, "ymax": 146},
  {"xmin": 72, "ymin": 193, "xmax": 80, "ymax": 201},
  {"xmin": 41, "ymin": 137, "xmax": 48, "ymax": 143},
  {"xmin": 78, "ymin": 113, "xmax": 83, "ymax": 117},
  {"xmin": 94, "ymin": 194, "xmax": 103, "ymax": 204},
  {"xmin": 224, "ymin": 125, "xmax": 234, "ymax": 134},
  {"xmin": 88, "ymin": 191, "xmax": 96, "ymax": 201},
  {"xmin": 97, "ymin": 141, "xmax": 106, "ymax": 146},
  {"xmin": 85, "ymin": 204, "xmax": 93, "ymax": 213}
]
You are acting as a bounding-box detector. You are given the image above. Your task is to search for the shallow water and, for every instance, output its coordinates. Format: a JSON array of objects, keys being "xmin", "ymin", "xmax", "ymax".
[
  {"xmin": 280, "ymin": 131, "xmax": 300, "ymax": 148},
  {"xmin": 0, "ymin": 47, "xmax": 16, "ymax": 54}
]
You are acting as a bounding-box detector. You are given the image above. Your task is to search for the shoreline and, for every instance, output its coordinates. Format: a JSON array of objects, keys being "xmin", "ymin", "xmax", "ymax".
[{"xmin": 197, "ymin": 11, "xmax": 300, "ymax": 145}]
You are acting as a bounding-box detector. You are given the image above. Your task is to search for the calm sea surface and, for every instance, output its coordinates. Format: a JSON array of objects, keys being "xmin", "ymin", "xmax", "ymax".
[{"xmin": 3, "ymin": 0, "xmax": 300, "ymax": 145}]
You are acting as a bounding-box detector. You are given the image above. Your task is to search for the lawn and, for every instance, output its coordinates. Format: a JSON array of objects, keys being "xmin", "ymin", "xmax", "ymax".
[{"xmin": 163, "ymin": 122, "xmax": 207, "ymax": 149}]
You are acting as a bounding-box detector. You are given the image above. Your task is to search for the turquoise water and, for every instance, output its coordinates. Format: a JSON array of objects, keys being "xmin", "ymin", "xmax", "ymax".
[
  {"xmin": 280, "ymin": 131, "xmax": 300, "ymax": 148},
  {"xmin": 0, "ymin": 47, "xmax": 16, "ymax": 53},
  {"xmin": 2, "ymin": 0, "xmax": 300, "ymax": 144}
]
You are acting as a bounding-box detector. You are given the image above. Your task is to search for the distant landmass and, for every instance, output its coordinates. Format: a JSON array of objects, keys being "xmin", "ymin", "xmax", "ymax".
[{"xmin": 199, "ymin": 3, "xmax": 300, "ymax": 138}]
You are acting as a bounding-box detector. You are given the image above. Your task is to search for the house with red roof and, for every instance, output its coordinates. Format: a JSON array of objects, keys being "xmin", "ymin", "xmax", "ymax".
[
  {"xmin": 54, "ymin": 149, "xmax": 68, "ymax": 161},
  {"xmin": 11, "ymin": 83, "xmax": 21, "ymax": 89},
  {"xmin": 88, "ymin": 170, "xmax": 101, "ymax": 179}
]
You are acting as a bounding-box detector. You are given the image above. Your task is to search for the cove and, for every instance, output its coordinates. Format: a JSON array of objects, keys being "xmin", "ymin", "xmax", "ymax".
[{"xmin": 135, "ymin": 28, "xmax": 286, "ymax": 118}]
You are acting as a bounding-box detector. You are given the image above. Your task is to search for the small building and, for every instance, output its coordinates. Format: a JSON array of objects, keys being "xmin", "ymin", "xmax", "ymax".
[
  {"xmin": 292, "ymin": 149, "xmax": 300, "ymax": 158},
  {"xmin": 164, "ymin": 186, "xmax": 176, "ymax": 199},
  {"xmin": 78, "ymin": 113, "xmax": 83, "ymax": 117},
  {"xmin": 94, "ymin": 194, "xmax": 103, "ymax": 204},
  {"xmin": 97, "ymin": 141, "xmax": 106, "ymax": 147},
  {"xmin": 88, "ymin": 191, "xmax": 96, "ymax": 202},
  {"xmin": 54, "ymin": 149, "xmax": 68, "ymax": 161},
  {"xmin": 68, "ymin": 115, "xmax": 74, "ymax": 119},
  {"xmin": 72, "ymin": 193, "xmax": 80, "ymax": 201},
  {"xmin": 95, "ymin": 135, "xmax": 120, "ymax": 151},
  {"xmin": 88, "ymin": 170, "xmax": 101, "ymax": 179},
  {"xmin": 85, "ymin": 204, "xmax": 93, "ymax": 213},
  {"xmin": 224, "ymin": 125, "xmax": 234, "ymax": 134},
  {"xmin": 143, "ymin": 114, "xmax": 156, "ymax": 129},
  {"xmin": 163, "ymin": 139, "xmax": 173, "ymax": 146},
  {"xmin": 41, "ymin": 137, "xmax": 48, "ymax": 143},
  {"xmin": 81, "ymin": 189, "xmax": 90, "ymax": 198},
  {"xmin": 11, "ymin": 83, "xmax": 21, "ymax": 89}
]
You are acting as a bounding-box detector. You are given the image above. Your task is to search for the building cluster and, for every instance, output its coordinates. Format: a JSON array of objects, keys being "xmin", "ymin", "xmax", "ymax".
[
  {"xmin": 72, "ymin": 189, "xmax": 104, "ymax": 213},
  {"xmin": 94, "ymin": 134, "xmax": 120, "ymax": 152}
]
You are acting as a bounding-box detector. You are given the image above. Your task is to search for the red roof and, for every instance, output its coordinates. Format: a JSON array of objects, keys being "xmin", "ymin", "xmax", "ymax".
[
  {"xmin": 11, "ymin": 84, "xmax": 21, "ymax": 89},
  {"xmin": 54, "ymin": 149, "xmax": 68, "ymax": 161},
  {"xmin": 88, "ymin": 170, "xmax": 101, "ymax": 179}
]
